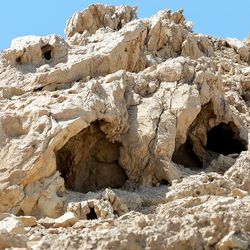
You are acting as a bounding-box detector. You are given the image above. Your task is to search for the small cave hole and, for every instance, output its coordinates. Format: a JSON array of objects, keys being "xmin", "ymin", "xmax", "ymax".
[
  {"xmin": 16, "ymin": 56, "xmax": 22, "ymax": 65},
  {"xmin": 56, "ymin": 121, "xmax": 128, "ymax": 193},
  {"xmin": 172, "ymin": 137, "xmax": 203, "ymax": 170},
  {"xmin": 17, "ymin": 209, "xmax": 24, "ymax": 216},
  {"xmin": 206, "ymin": 122, "xmax": 247, "ymax": 155},
  {"xmin": 86, "ymin": 208, "xmax": 98, "ymax": 220},
  {"xmin": 208, "ymin": 176, "xmax": 214, "ymax": 182},
  {"xmin": 41, "ymin": 44, "xmax": 54, "ymax": 61},
  {"xmin": 195, "ymin": 190, "xmax": 200, "ymax": 196},
  {"xmin": 159, "ymin": 179, "xmax": 170, "ymax": 186}
]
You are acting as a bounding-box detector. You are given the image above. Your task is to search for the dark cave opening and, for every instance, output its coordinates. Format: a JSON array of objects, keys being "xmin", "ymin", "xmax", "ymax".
[
  {"xmin": 41, "ymin": 44, "xmax": 54, "ymax": 61},
  {"xmin": 172, "ymin": 137, "xmax": 203, "ymax": 170},
  {"xmin": 56, "ymin": 122, "xmax": 128, "ymax": 193},
  {"xmin": 43, "ymin": 50, "xmax": 52, "ymax": 61},
  {"xmin": 172, "ymin": 102, "xmax": 247, "ymax": 170},
  {"xmin": 86, "ymin": 208, "xmax": 98, "ymax": 220},
  {"xmin": 159, "ymin": 179, "xmax": 170, "ymax": 186},
  {"xmin": 16, "ymin": 56, "xmax": 22, "ymax": 65},
  {"xmin": 206, "ymin": 122, "xmax": 246, "ymax": 155},
  {"xmin": 172, "ymin": 122, "xmax": 247, "ymax": 170}
]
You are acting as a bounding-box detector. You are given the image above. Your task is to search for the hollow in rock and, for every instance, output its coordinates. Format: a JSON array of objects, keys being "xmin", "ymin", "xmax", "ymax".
[
  {"xmin": 86, "ymin": 208, "xmax": 98, "ymax": 220},
  {"xmin": 159, "ymin": 179, "xmax": 170, "ymax": 186},
  {"xmin": 172, "ymin": 137, "xmax": 203, "ymax": 170},
  {"xmin": 41, "ymin": 44, "xmax": 54, "ymax": 61},
  {"xmin": 16, "ymin": 56, "xmax": 22, "ymax": 65},
  {"xmin": 206, "ymin": 122, "xmax": 246, "ymax": 155},
  {"xmin": 56, "ymin": 122, "xmax": 128, "ymax": 193}
]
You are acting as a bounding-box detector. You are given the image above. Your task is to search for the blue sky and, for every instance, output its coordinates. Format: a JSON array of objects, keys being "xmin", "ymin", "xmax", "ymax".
[{"xmin": 0, "ymin": 1, "xmax": 249, "ymax": 51}]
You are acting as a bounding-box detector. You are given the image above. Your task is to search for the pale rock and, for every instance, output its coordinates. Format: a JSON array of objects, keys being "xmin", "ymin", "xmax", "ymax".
[
  {"xmin": 218, "ymin": 231, "xmax": 248, "ymax": 250},
  {"xmin": 231, "ymin": 188, "xmax": 248, "ymax": 198},
  {"xmin": 112, "ymin": 189, "xmax": 143, "ymax": 211},
  {"xmin": 53, "ymin": 211, "xmax": 78, "ymax": 228},
  {"xmin": 205, "ymin": 154, "xmax": 237, "ymax": 174},
  {"xmin": 225, "ymin": 152, "xmax": 250, "ymax": 192},
  {"xmin": 2, "ymin": 35, "xmax": 68, "ymax": 66},
  {"xmin": 65, "ymin": 4, "xmax": 137, "ymax": 37},
  {"xmin": 171, "ymin": 83, "xmax": 201, "ymax": 146},
  {"xmin": 38, "ymin": 217, "xmax": 55, "ymax": 229},
  {"xmin": 0, "ymin": 229, "xmax": 27, "ymax": 249},
  {"xmin": 39, "ymin": 212, "xmax": 78, "ymax": 229},
  {"xmin": 17, "ymin": 216, "xmax": 37, "ymax": 227},
  {"xmin": 182, "ymin": 34, "xmax": 214, "ymax": 59},
  {"xmin": 0, "ymin": 217, "xmax": 25, "ymax": 234},
  {"xmin": 155, "ymin": 57, "xmax": 183, "ymax": 82},
  {"xmin": 165, "ymin": 173, "xmax": 237, "ymax": 202},
  {"xmin": 226, "ymin": 38, "xmax": 250, "ymax": 62},
  {"xmin": 103, "ymin": 189, "xmax": 129, "ymax": 216},
  {"xmin": 0, "ymin": 3, "xmax": 250, "ymax": 250}
]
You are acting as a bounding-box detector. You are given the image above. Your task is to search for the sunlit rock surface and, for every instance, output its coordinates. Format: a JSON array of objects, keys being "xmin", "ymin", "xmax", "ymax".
[{"xmin": 0, "ymin": 4, "xmax": 250, "ymax": 249}]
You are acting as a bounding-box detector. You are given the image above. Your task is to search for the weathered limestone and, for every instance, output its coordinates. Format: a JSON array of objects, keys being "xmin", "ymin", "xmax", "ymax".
[
  {"xmin": 39, "ymin": 212, "xmax": 78, "ymax": 228},
  {"xmin": 65, "ymin": 4, "xmax": 137, "ymax": 37},
  {"xmin": 0, "ymin": 3, "xmax": 250, "ymax": 249}
]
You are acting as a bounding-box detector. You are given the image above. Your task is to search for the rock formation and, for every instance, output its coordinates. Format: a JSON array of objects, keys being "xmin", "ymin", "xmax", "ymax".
[{"xmin": 0, "ymin": 4, "xmax": 250, "ymax": 249}]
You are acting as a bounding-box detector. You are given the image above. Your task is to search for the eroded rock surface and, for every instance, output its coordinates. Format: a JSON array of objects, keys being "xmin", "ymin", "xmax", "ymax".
[{"xmin": 0, "ymin": 4, "xmax": 250, "ymax": 249}]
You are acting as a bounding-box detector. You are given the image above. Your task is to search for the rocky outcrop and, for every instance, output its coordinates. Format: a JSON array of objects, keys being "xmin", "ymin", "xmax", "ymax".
[
  {"xmin": 65, "ymin": 4, "xmax": 137, "ymax": 37},
  {"xmin": 0, "ymin": 3, "xmax": 250, "ymax": 249}
]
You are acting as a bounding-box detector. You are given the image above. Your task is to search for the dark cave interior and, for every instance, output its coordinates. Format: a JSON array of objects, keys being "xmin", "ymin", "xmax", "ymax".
[
  {"xmin": 56, "ymin": 122, "xmax": 128, "ymax": 193},
  {"xmin": 172, "ymin": 122, "xmax": 247, "ymax": 170}
]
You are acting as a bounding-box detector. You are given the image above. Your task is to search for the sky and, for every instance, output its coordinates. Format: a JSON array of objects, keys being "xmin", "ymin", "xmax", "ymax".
[{"xmin": 0, "ymin": 1, "xmax": 249, "ymax": 51}]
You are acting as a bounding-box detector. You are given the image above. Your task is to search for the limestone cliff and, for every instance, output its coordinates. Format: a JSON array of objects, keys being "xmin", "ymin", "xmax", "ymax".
[{"xmin": 0, "ymin": 4, "xmax": 250, "ymax": 249}]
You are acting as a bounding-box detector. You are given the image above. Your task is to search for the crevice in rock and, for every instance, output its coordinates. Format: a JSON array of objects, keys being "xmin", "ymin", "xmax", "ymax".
[
  {"xmin": 117, "ymin": 20, "xmax": 123, "ymax": 30},
  {"xmin": 33, "ymin": 81, "xmax": 77, "ymax": 92},
  {"xmin": 33, "ymin": 86, "xmax": 44, "ymax": 92},
  {"xmin": 139, "ymin": 105, "xmax": 165, "ymax": 183},
  {"xmin": 56, "ymin": 121, "xmax": 128, "ymax": 193}
]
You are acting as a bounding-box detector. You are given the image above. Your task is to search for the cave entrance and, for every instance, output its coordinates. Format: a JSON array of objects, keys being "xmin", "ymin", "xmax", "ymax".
[
  {"xmin": 56, "ymin": 121, "xmax": 128, "ymax": 193},
  {"xmin": 172, "ymin": 101, "xmax": 247, "ymax": 171},
  {"xmin": 172, "ymin": 122, "xmax": 247, "ymax": 170},
  {"xmin": 206, "ymin": 122, "xmax": 246, "ymax": 155},
  {"xmin": 172, "ymin": 137, "xmax": 203, "ymax": 170},
  {"xmin": 41, "ymin": 44, "xmax": 54, "ymax": 61},
  {"xmin": 86, "ymin": 208, "xmax": 98, "ymax": 220}
]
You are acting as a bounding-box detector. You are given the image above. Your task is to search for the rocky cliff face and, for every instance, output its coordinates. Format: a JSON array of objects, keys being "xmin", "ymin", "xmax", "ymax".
[{"xmin": 0, "ymin": 4, "xmax": 250, "ymax": 249}]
